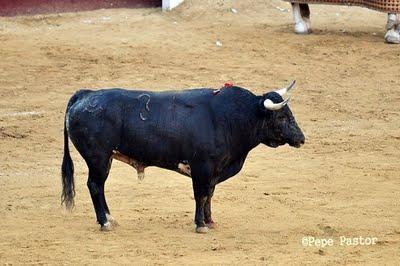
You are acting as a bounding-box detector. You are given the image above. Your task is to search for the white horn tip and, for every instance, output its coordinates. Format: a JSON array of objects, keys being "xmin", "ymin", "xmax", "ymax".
[
  {"xmin": 276, "ymin": 80, "xmax": 296, "ymax": 96},
  {"xmin": 286, "ymin": 80, "xmax": 296, "ymax": 91}
]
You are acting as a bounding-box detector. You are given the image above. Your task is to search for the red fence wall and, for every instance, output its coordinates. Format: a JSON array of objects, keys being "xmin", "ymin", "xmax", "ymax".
[{"xmin": 0, "ymin": 0, "xmax": 161, "ymax": 16}]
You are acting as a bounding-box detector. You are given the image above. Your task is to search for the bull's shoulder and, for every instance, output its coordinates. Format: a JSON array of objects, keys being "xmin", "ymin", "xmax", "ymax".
[{"xmin": 217, "ymin": 86, "xmax": 256, "ymax": 99}]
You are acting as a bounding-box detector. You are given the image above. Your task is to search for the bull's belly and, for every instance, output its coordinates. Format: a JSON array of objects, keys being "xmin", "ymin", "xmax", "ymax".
[{"xmin": 111, "ymin": 150, "xmax": 191, "ymax": 180}]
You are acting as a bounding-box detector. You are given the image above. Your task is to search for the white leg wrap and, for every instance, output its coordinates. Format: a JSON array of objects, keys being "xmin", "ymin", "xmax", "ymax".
[
  {"xmin": 292, "ymin": 3, "xmax": 309, "ymax": 34},
  {"xmin": 385, "ymin": 29, "xmax": 400, "ymax": 44},
  {"xmin": 386, "ymin": 13, "xmax": 400, "ymax": 30},
  {"xmin": 385, "ymin": 13, "xmax": 400, "ymax": 44}
]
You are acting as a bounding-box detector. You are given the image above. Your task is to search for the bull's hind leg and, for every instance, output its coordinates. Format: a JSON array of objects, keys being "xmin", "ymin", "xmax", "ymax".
[
  {"xmin": 101, "ymin": 183, "xmax": 119, "ymax": 227},
  {"xmin": 292, "ymin": 3, "xmax": 311, "ymax": 34},
  {"xmin": 86, "ymin": 157, "xmax": 115, "ymax": 231},
  {"xmin": 102, "ymin": 157, "xmax": 119, "ymax": 227}
]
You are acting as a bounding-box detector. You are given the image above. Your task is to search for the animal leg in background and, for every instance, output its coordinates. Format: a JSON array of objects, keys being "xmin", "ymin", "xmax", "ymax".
[
  {"xmin": 385, "ymin": 13, "xmax": 400, "ymax": 44},
  {"xmin": 292, "ymin": 3, "xmax": 311, "ymax": 34}
]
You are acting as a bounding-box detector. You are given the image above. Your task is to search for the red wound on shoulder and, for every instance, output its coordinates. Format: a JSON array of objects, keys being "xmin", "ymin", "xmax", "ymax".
[
  {"xmin": 214, "ymin": 82, "xmax": 233, "ymax": 95},
  {"xmin": 224, "ymin": 82, "xmax": 234, "ymax": 87}
]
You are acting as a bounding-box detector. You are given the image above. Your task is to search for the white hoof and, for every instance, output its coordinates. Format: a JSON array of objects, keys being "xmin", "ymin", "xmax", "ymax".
[
  {"xmin": 196, "ymin": 226, "xmax": 209, "ymax": 234},
  {"xmin": 385, "ymin": 29, "xmax": 400, "ymax": 44},
  {"xmin": 100, "ymin": 221, "xmax": 112, "ymax": 231},
  {"xmin": 106, "ymin": 214, "xmax": 119, "ymax": 226},
  {"xmin": 295, "ymin": 22, "xmax": 309, "ymax": 34}
]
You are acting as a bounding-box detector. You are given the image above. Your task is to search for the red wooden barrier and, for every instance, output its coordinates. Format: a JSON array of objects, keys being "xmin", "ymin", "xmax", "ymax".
[{"xmin": 0, "ymin": 0, "xmax": 161, "ymax": 17}]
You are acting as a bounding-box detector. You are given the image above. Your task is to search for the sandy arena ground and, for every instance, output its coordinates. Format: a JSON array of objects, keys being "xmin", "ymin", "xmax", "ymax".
[{"xmin": 0, "ymin": 0, "xmax": 399, "ymax": 264}]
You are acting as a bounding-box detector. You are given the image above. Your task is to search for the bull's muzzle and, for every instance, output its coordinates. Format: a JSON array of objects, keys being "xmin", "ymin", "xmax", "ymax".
[{"xmin": 289, "ymin": 133, "xmax": 305, "ymax": 148}]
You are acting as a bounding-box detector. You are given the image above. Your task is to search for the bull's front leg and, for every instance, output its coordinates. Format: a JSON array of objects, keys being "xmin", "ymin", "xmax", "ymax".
[
  {"xmin": 193, "ymin": 184, "xmax": 209, "ymax": 233},
  {"xmin": 191, "ymin": 163, "xmax": 214, "ymax": 233},
  {"xmin": 291, "ymin": 3, "xmax": 311, "ymax": 34},
  {"xmin": 203, "ymin": 157, "xmax": 246, "ymax": 230},
  {"xmin": 385, "ymin": 13, "xmax": 400, "ymax": 44}
]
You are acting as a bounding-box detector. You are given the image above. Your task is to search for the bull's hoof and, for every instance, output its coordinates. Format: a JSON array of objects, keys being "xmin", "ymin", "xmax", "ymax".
[
  {"xmin": 100, "ymin": 221, "xmax": 112, "ymax": 231},
  {"xmin": 206, "ymin": 221, "xmax": 218, "ymax": 229},
  {"xmin": 106, "ymin": 214, "xmax": 119, "ymax": 227},
  {"xmin": 294, "ymin": 22, "xmax": 310, "ymax": 35},
  {"xmin": 195, "ymin": 226, "xmax": 209, "ymax": 234},
  {"xmin": 385, "ymin": 29, "xmax": 400, "ymax": 44}
]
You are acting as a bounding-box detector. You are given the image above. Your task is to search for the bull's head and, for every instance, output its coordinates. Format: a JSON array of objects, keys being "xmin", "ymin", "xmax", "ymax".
[{"xmin": 260, "ymin": 80, "xmax": 305, "ymax": 148}]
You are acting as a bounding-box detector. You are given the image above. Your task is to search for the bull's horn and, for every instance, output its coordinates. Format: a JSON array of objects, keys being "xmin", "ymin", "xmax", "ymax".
[
  {"xmin": 263, "ymin": 97, "xmax": 291, "ymax": 111},
  {"xmin": 275, "ymin": 80, "xmax": 296, "ymax": 96}
]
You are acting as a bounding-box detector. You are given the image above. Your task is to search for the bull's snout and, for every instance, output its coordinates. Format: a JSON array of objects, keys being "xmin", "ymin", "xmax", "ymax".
[
  {"xmin": 289, "ymin": 132, "xmax": 305, "ymax": 148},
  {"xmin": 298, "ymin": 136, "xmax": 305, "ymax": 146},
  {"xmin": 294, "ymin": 133, "xmax": 305, "ymax": 148}
]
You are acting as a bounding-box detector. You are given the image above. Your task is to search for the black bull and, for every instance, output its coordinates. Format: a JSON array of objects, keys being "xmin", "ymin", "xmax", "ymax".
[{"xmin": 61, "ymin": 84, "xmax": 305, "ymax": 233}]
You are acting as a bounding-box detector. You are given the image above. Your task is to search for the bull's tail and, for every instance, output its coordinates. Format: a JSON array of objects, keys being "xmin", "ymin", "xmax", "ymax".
[
  {"xmin": 61, "ymin": 111, "xmax": 75, "ymax": 210},
  {"xmin": 61, "ymin": 90, "xmax": 90, "ymax": 210}
]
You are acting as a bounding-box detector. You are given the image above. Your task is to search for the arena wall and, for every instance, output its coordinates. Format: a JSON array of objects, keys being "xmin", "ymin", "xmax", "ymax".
[
  {"xmin": 162, "ymin": 0, "xmax": 185, "ymax": 10},
  {"xmin": 0, "ymin": 0, "xmax": 164, "ymax": 16}
]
